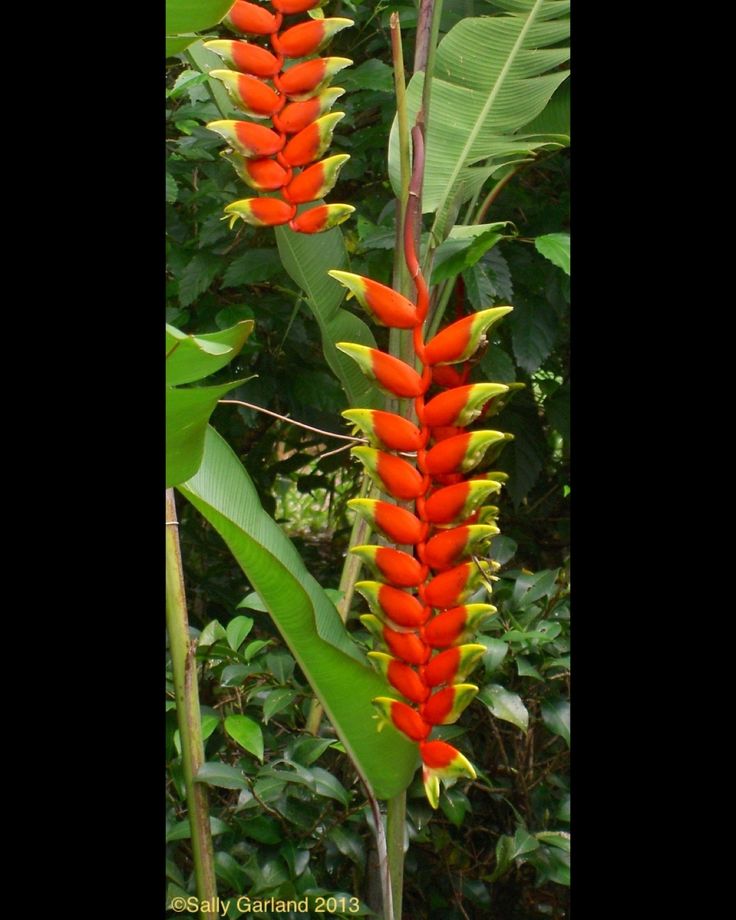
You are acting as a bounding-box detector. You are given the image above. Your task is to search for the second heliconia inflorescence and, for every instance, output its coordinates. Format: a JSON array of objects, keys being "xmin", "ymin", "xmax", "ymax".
[
  {"xmin": 330, "ymin": 269, "xmax": 518, "ymax": 808},
  {"xmin": 204, "ymin": 0, "xmax": 355, "ymax": 234}
]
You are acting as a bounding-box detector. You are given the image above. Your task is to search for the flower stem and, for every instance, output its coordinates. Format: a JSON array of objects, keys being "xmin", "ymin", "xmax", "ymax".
[{"xmin": 165, "ymin": 489, "xmax": 218, "ymax": 920}]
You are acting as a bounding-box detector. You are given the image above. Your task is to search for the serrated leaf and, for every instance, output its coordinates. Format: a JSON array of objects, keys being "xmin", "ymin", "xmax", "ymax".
[
  {"xmin": 340, "ymin": 59, "xmax": 394, "ymax": 93},
  {"xmin": 541, "ymin": 698, "xmax": 570, "ymax": 746},
  {"xmin": 509, "ymin": 295, "xmax": 560, "ymax": 373},
  {"xmin": 463, "ymin": 263, "xmax": 497, "ymax": 310},
  {"xmin": 226, "ymin": 615, "xmax": 254, "ymax": 651},
  {"xmin": 535, "ymin": 233, "xmax": 570, "ymax": 275},
  {"xmin": 221, "ymin": 249, "xmax": 282, "ymax": 288},
  {"xmin": 497, "ymin": 392, "xmax": 547, "ymax": 506},
  {"xmin": 431, "ymin": 223, "xmax": 511, "ymax": 283},
  {"xmin": 166, "ymin": 172, "xmax": 178, "ymax": 203},
  {"xmin": 178, "ymin": 252, "xmax": 222, "ymax": 307},
  {"xmin": 479, "ymin": 684, "xmax": 529, "ymax": 731},
  {"xmin": 225, "ymin": 714, "xmax": 264, "ymax": 761}
]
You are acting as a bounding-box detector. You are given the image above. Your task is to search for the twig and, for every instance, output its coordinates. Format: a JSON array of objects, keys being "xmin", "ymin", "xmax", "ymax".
[{"xmin": 218, "ymin": 399, "xmax": 367, "ymax": 443}]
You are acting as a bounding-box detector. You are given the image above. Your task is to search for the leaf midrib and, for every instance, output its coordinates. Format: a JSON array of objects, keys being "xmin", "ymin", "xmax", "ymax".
[{"xmin": 428, "ymin": 0, "xmax": 545, "ymax": 246}]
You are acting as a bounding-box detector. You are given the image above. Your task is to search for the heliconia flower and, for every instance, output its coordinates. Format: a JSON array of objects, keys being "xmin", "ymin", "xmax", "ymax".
[
  {"xmin": 368, "ymin": 652, "xmax": 430, "ymax": 703},
  {"xmin": 275, "ymin": 18, "xmax": 353, "ymax": 58},
  {"xmin": 278, "ymin": 57, "xmax": 353, "ymax": 101},
  {"xmin": 475, "ymin": 505, "xmax": 501, "ymax": 526},
  {"xmin": 328, "ymin": 271, "xmax": 418, "ymax": 328},
  {"xmin": 425, "ymin": 430, "xmax": 508, "ymax": 476},
  {"xmin": 348, "ymin": 499, "xmax": 424, "ymax": 545},
  {"xmin": 289, "ymin": 203, "xmax": 355, "ymax": 234},
  {"xmin": 225, "ymin": 1, "xmax": 282, "ymax": 36},
  {"xmin": 283, "ymin": 154, "xmax": 350, "ymax": 204},
  {"xmin": 355, "ymin": 581, "xmax": 429, "ymax": 628},
  {"xmin": 203, "ymin": 40, "xmax": 283, "ymax": 77},
  {"xmin": 424, "ymin": 560, "xmax": 494, "ymax": 609},
  {"xmin": 432, "ymin": 365, "xmax": 468, "ymax": 388},
  {"xmin": 272, "ymin": 0, "xmax": 321, "ymax": 12},
  {"xmin": 207, "ymin": 119, "xmax": 285, "ymax": 157},
  {"xmin": 423, "ymin": 383, "xmax": 509, "ymax": 428},
  {"xmin": 282, "ymin": 112, "xmax": 345, "ymax": 167},
  {"xmin": 222, "ymin": 197, "xmax": 295, "ymax": 228},
  {"xmin": 350, "ymin": 545, "xmax": 425, "ymax": 588},
  {"xmin": 274, "ymin": 87, "xmax": 345, "ymax": 134},
  {"xmin": 373, "ymin": 697, "xmax": 431, "ymax": 741},
  {"xmin": 336, "ymin": 343, "xmax": 425, "ymax": 398},
  {"xmin": 351, "ymin": 446, "xmax": 424, "ymax": 501},
  {"xmin": 424, "ymin": 307, "xmax": 513, "ymax": 366},
  {"xmin": 420, "ymin": 739, "xmax": 477, "ymax": 777},
  {"xmin": 481, "ymin": 381, "xmax": 526, "ymax": 418},
  {"xmin": 342, "ymin": 409, "xmax": 423, "ymax": 452},
  {"xmin": 420, "ymin": 684, "xmax": 478, "ymax": 725},
  {"xmin": 221, "ymin": 151, "xmax": 290, "ymax": 190},
  {"xmin": 210, "ymin": 71, "xmax": 283, "ymax": 118},
  {"xmin": 361, "ymin": 615, "xmax": 431, "ymax": 666},
  {"xmin": 424, "ymin": 479, "xmax": 502, "ymax": 526},
  {"xmin": 423, "ymin": 604, "xmax": 497, "ymax": 649},
  {"xmin": 422, "ymin": 644, "xmax": 487, "ymax": 688},
  {"xmin": 424, "ymin": 524, "xmax": 499, "ymax": 571},
  {"xmin": 430, "ymin": 425, "xmax": 466, "ymax": 443}
]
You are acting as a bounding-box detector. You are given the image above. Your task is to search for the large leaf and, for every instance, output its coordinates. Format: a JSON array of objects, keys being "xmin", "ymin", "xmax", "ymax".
[
  {"xmin": 166, "ymin": 320, "xmax": 252, "ymax": 487},
  {"xmin": 388, "ymin": 0, "xmax": 569, "ymax": 241},
  {"xmin": 275, "ymin": 223, "xmax": 382, "ymax": 408},
  {"xmin": 166, "ymin": 0, "xmax": 234, "ymax": 58},
  {"xmin": 178, "ymin": 427, "xmax": 418, "ymax": 799}
]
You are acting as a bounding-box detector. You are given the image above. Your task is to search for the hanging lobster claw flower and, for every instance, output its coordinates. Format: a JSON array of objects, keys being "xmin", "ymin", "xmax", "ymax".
[
  {"xmin": 361, "ymin": 615, "xmax": 431, "ymax": 665},
  {"xmin": 481, "ymin": 381, "xmax": 525, "ymax": 418},
  {"xmin": 284, "ymin": 154, "xmax": 350, "ymax": 204},
  {"xmin": 424, "ymin": 479, "xmax": 502, "ymax": 526},
  {"xmin": 420, "ymin": 684, "xmax": 478, "ymax": 725},
  {"xmin": 207, "ymin": 119, "xmax": 285, "ymax": 157},
  {"xmin": 342, "ymin": 409, "xmax": 423, "ymax": 452},
  {"xmin": 274, "ymin": 87, "xmax": 345, "ymax": 134},
  {"xmin": 225, "ymin": 1, "xmax": 282, "ymax": 36},
  {"xmin": 432, "ymin": 365, "xmax": 468, "ymax": 388},
  {"xmin": 367, "ymin": 652, "xmax": 430, "ymax": 703},
  {"xmin": 355, "ymin": 581, "xmax": 429, "ymax": 628},
  {"xmin": 424, "ymin": 307, "xmax": 512, "ymax": 365},
  {"xmin": 420, "ymin": 740, "xmax": 477, "ymax": 808},
  {"xmin": 221, "ymin": 151, "xmax": 290, "ymax": 190},
  {"xmin": 425, "ymin": 430, "xmax": 508, "ymax": 476},
  {"xmin": 278, "ymin": 57, "xmax": 353, "ymax": 100},
  {"xmin": 351, "ymin": 447, "xmax": 424, "ymax": 501},
  {"xmin": 373, "ymin": 697, "xmax": 431, "ymax": 741},
  {"xmin": 476, "ymin": 505, "xmax": 501, "ymax": 526},
  {"xmin": 272, "ymin": 0, "xmax": 322, "ymax": 13},
  {"xmin": 336, "ymin": 344, "xmax": 425, "ymax": 398},
  {"xmin": 423, "ymin": 383, "xmax": 509, "ymax": 428},
  {"xmin": 289, "ymin": 203, "xmax": 354, "ymax": 233},
  {"xmin": 423, "ymin": 604, "xmax": 497, "ymax": 649},
  {"xmin": 203, "ymin": 40, "xmax": 283, "ymax": 77},
  {"xmin": 209, "ymin": 71, "xmax": 283, "ymax": 118},
  {"xmin": 282, "ymin": 112, "xmax": 345, "ymax": 166},
  {"xmin": 424, "ymin": 560, "xmax": 494, "ymax": 609},
  {"xmin": 222, "ymin": 197, "xmax": 296, "ymax": 228},
  {"xmin": 348, "ymin": 498, "xmax": 424, "ymax": 545},
  {"xmin": 328, "ymin": 271, "xmax": 418, "ymax": 328},
  {"xmin": 424, "ymin": 524, "xmax": 499, "ymax": 571},
  {"xmin": 422, "ymin": 644, "xmax": 487, "ymax": 688},
  {"xmin": 350, "ymin": 545, "xmax": 425, "ymax": 588},
  {"xmin": 275, "ymin": 18, "xmax": 353, "ymax": 58}
]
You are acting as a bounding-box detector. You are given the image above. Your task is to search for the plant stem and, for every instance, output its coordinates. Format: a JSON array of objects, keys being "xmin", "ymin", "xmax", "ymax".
[
  {"xmin": 386, "ymin": 790, "xmax": 406, "ymax": 919},
  {"xmin": 367, "ymin": 789, "xmax": 395, "ymax": 920},
  {"xmin": 165, "ymin": 489, "xmax": 218, "ymax": 920}
]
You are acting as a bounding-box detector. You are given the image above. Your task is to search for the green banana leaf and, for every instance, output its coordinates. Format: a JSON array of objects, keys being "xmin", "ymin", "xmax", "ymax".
[
  {"xmin": 275, "ymin": 223, "xmax": 382, "ymax": 409},
  {"xmin": 388, "ymin": 0, "xmax": 570, "ymax": 241},
  {"xmin": 166, "ymin": 320, "xmax": 253, "ymax": 488},
  {"xmin": 166, "ymin": 0, "xmax": 233, "ymax": 57},
  {"xmin": 178, "ymin": 426, "xmax": 418, "ymax": 799}
]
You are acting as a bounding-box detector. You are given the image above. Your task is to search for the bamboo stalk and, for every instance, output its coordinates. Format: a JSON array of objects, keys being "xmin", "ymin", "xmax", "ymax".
[{"xmin": 166, "ymin": 489, "xmax": 218, "ymax": 920}]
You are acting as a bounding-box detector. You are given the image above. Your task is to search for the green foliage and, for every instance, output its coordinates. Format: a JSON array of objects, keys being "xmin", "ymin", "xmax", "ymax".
[{"xmin": 166, "ymin": 1, "xmax": 570, "ymax": 914}]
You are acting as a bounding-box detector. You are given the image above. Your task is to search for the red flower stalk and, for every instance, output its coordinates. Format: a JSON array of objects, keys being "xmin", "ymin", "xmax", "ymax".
[
  {"xmin": 204, "ymin": 2, "xmax": 354, "ymax": 233},
  {"xmin": 333, "ymin": 124, "xmax": 515, "ymax": 807}
]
